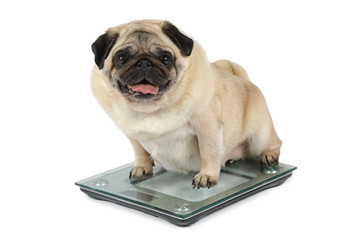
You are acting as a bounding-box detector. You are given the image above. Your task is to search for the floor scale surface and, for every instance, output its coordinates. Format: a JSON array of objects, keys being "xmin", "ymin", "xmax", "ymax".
[{"xmin": 76, "ymin": 158, "xmax": 296, "ymax": 226}]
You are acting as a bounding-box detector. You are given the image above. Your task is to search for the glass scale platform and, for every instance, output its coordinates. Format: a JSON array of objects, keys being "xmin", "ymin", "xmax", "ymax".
[{"xmin": 75, "ymin": 158, "xmax": 296, "ymax": 226}]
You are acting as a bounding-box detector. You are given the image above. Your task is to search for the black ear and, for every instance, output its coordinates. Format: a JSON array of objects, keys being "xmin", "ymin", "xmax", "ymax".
[
  {"xmin": 91, "ymin": 32, "xmax": 119, "ymax": 69},
  {"xmin": 162, "ymin": 21, "xmax": 194, "ymax": 56}
]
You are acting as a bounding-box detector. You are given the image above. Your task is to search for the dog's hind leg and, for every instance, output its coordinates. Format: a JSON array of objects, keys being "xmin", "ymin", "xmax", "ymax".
[{"xmin": 247, "ymin": 120, "xmax": 282, "ymax": 167}]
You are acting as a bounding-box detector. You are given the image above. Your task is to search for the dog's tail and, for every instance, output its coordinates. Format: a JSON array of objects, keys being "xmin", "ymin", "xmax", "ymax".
[{"xmin": 213, "ymin": 60, "xmax": 250, "ymax": 81}]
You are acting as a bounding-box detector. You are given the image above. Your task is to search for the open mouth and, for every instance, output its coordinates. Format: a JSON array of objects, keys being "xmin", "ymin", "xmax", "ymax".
[
  {"xmin": 128, "ymin": 80, "xmax": 159, "ymax": 95},
  {"xmin": 118, "ymin": 79, "xmax": 171, "ymax": 99}
]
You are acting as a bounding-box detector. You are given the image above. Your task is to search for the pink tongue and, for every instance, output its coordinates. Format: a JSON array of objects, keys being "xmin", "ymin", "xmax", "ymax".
[{"xmin": 130, "ymin": 83, "xmax": 159, "ymax": 94}]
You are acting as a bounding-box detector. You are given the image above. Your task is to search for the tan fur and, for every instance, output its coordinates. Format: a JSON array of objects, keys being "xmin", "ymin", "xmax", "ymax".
[{"xmin": 91, "ymin": 20, "xmax": 282, "ymax": 188}]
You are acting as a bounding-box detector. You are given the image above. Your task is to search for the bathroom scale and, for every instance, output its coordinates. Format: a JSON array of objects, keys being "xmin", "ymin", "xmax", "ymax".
[{"xmin": 75, "ymin": 158, "xmax": 296, "ymax": 226}]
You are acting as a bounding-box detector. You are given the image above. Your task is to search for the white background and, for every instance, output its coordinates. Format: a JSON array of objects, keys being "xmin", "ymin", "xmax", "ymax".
[{"xmin": 1, "ymin": 0, "xmax": 342, "ymax": 239}]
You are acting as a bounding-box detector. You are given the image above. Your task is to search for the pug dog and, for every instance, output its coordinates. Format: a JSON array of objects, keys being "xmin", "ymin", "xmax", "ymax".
[{"xmin": 91, "ymin": 20, "xmax": 282, "ymax": 189}]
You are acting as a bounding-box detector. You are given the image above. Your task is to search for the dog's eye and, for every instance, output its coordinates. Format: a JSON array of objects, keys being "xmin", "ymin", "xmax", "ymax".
[
  {"xmin": 117, "ymin": 53, "xmax": 129, "ymax": 64},
  {"xmin": 113, "ymin": 51, "xmax": 130, "ymax": 68},
  {"xmin": 160, "ymin": 53, "xmax": 173, "ymax": 66}
]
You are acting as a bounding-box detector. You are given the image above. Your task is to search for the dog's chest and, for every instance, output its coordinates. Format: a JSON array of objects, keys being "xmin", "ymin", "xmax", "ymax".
[{"xmin": 139, "ymin": 123, "xmax": 202, "ymax": 173}]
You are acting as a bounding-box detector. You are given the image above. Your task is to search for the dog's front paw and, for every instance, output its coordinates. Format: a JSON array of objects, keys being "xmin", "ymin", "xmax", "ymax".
[
  {"xmin": 129, "ymin": 166, "xmax": 153, "ymax": 183},
  {"xmin": 192, "ymin": 173, "xmax": 218, "ymax": 189},
  {"xmin": 259, "ymin": 151, "xmax": 279, "ymax": 167}
]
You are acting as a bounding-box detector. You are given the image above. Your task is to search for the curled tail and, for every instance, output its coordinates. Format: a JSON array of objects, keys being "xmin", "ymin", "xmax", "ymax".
[{"xmin": 213, "ymin": 60, "xmax": 250, "ymax": 81}]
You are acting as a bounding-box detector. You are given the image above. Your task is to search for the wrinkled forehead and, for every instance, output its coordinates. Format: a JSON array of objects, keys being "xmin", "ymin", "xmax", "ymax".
[
  {"xmin": 120, "ymin": 27, "xmax": 166, "ymax": 51},
  {"xmin": 128, "ymin": 30, "xmax": 158, "ymax": 42},
  {"xmin": 109, "ymin": 27, "xmax": 174, "ymax": 57},
  {"xmin": 124, "ymin": 30, "xmax": 161, "ymax": 49}
]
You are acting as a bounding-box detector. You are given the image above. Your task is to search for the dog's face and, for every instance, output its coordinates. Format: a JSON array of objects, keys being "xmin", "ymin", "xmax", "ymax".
[{"xmin": 91, "ymin": 20, "xmax": 194, "ymax": 102}]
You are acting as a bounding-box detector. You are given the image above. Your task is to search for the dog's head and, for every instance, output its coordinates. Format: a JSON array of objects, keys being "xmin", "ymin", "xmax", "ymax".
[{"xmin": 91, "ymin": 20, "xmax": 194, "ymax": 102}]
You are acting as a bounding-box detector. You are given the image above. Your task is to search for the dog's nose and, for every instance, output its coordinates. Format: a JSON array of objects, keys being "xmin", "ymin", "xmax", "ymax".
[{"xmin": 136, "ymin": 59, "xmax": 152, "ymax": 69}]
